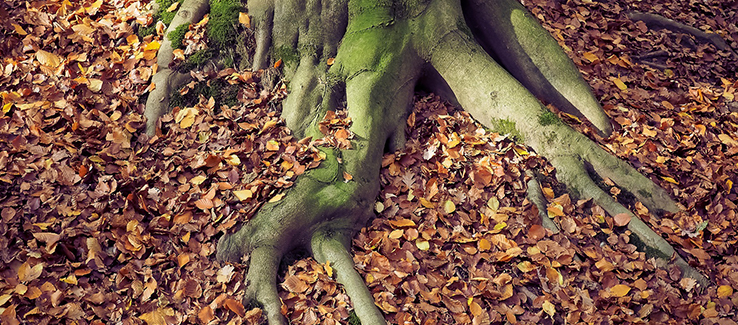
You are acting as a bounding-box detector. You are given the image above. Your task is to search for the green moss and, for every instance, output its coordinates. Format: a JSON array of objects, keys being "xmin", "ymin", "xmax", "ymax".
[
  {"xmin": 274, "ymin": 46, "xmax": 300, "ymax": 67},
  {"xmin": 156, "ymin": 0, "xmax": 181, "ymax": 25},
  {"xmin": 538, "ymin": 111, "xmax": 558, "ymax": 126},
  {"xmin": 170, "ymin": 78, "xmax": 240, "ymax": 109},
  {"xmin": 178, "ymin": 49, "xmax": 214, "ymax": 71},
  {"xmin": 138, "ymin": 25, "xmax": 157, "ymax": 38},
  {"xmin": 208, "ymin": 0, "xmax": 242, "ymax": 48},
  {"xmin": 167, "ymin": 23, "xmax": 190, "ymax": 49},
  {"xmin": 347, "ymin": 310, "xmax": 361, "ymax": 325},
  {"xmin": 489, "ymin": 118, "xmax": 523, "ymax": 142}
]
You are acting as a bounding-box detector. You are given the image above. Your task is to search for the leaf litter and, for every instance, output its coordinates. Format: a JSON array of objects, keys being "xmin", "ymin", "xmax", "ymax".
[{"xmin": 0, "ymin": 0, "xmax": 737, "ymax": 324}]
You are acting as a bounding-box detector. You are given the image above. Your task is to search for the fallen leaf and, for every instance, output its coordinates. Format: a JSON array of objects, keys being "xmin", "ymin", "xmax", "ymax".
[
  {"xmin": 610, "ymin": 284, "xmax": 631, "ymax": 297},
  {"xmin": 198, "ymin": 306, "xmax": 215, "ymax": 324},
  {"xmin": 542, "ymin": 300, "xmax": 555, "ymax": 316},
  {"xmin": 233, "ymin": 189, "xmax": 253, "ymax": 201},
  {"xmin": 239, "ymin": 12, "xmax": 251, "ymax": 28},
  {"xmin": 613, "ymin": 213, "xmax": 631, "ymax": 227},
  {"xmin": 717, "ymin": 285, "xmax": 733, "ymax": 298},
  {"xmin": 36, "ymin": 50, "xmax": 62, "ymax": 68},
  {"xmin": 443, "ymin": 200, "xmax": 456, "ymax": 214},
  {"xmin": 613, "ymin": 77, "xmax": 627, "ymax": 90}
]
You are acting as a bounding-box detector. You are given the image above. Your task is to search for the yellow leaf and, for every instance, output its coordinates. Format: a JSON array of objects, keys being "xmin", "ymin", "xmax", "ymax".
[
  {"xmin": 468, "ymin": 298, "xmax": 482, "ymax": 316},
  {"xmin": 610, "ymin": 284, "xmax": 631, "ymax": 297},
  {"xmin": 324, "ymin": 262, "xmax": 333, "ymax": 277},
  {"xmin": 239, "ymin": 12, "xmax": 251, "ymax": 28},
  {"xmin": 718, "ymin": 134, "xmax": 738, "ymax": 147},
  {"xmin": 60, "ymin": 275, "xmax": 77, "ymax": 285},
  {"xmin": 416, "ymin": 239, "xmax": 430, "ymax": 251},
  {"xmin": 517, "ymin": 261, "xmax": 536, "ymax": 273},
  {"xmin": 542, "ymin": 300, "xmax": 555, "ymax": 317},
  {"xmin": 3, "ymin": 102, "xmax": 13, "ymax": 113},
  {"xmin": 191, "ymin": 175, "xmax": 207, "ymax": 185},
  {"xmin": 493, "ymin": 222, "xmax": 507, "ymax": 231},
  {"xmin": 12, "ymin": 23, "xmax": 27, "ymax": 35},
  {"xmin": 389, "ymin": 229, "xmax": 403, "ymax": 239},
  {"xmin": 717, "ymin": 285, "xmax": 733, "ymax": 298},
  {"xmin": 582, "ymin": 52, "xmax": 599, "ymax": 63},
  {"xmin": 225, "ymin": 154, "xmax": 241, "ymax": 166},
  {"xmin": 36, "ymin": 50, "xmax": 62, "ymax": 68},
  {"xmin": 487, "ymin": 197, "xmax": 499, "ymax": 212},
  {"xmin": 443, "ymin": 200, "xmax": 456, "ymax": 214},
  {"xmin": 145, "ymin": 41, "xmax": 161, "ymax": 51},
  {"xmin": 661, "ymin": 176, "xmax": 679, "ymax": 184},
  {"xmin": 233, "ymin": 190, "xmax": 253, "ymax": 201},
  {"xmin": 419, "ymin": 197, "xmax": 435, "ymax": 208},
  {"xmin": 613, "ymin": 77, "xmax": 627, "ymax": 90},
  {"xmin": 166, "ymin": 1, "xmax": 179, "ymax": 11},
  {"xmin": 126, "ymin": 34, "xmax": 139, "ymax": 45},
  {"xmin": 327, "ymin": 57, "xmax": 335, "ymax": 66},
  {"xmin": 478, "ymin": 238, "xmax": 491, "ymax": 251},
  {"xmin": 268, "ymin": 193, "xmax": 285, "ymax": 203},
  {"xmin": 140, "ymin": 307, "xmax": 174, "ymax": 325}
]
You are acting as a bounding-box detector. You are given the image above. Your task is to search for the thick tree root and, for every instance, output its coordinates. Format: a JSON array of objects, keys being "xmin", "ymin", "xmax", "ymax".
[
  {"xmin": 426, "ymin": 7, "xmax": 708, "ymax": 287},
  {"xmin": 312, "ymin": 232, "xmax": 385, "ymax": 325},
  {"xmin": 245, "ymin": 246, "xmax": 285, "ymax": 325}
]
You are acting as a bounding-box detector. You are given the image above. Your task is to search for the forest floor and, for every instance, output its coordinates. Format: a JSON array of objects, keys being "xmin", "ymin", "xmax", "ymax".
[{"xmin": 0, "ymin": 0, "xmax": 737, "ymax": 324}]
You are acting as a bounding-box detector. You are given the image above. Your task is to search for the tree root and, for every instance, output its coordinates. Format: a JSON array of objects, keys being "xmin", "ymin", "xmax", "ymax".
[
  {"xmin": 244, "ymin": 246, "xmax": 285, "ymax": 325},
  {"xmin": 311, "ymin": 232, "xmax": 385, "ymax": 325},
  {"xmin": 144, "ymin": 0, "xmax": 210, "ymax": 135},
  {"xmin": 626, "ymin": 10, "xmax": 737, "ymax": 58}
]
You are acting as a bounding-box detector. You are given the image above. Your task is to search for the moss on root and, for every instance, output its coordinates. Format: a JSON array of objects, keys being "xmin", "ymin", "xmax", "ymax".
[
  {"xmin": 168, "ymin": 23, "xmax": 190, "ymax": 49},
  {"xmin": 538, "ymin": 110, "xmax": 558, "ymax": 126},
  {"xmin": 273, "ymin": 46, "xmax": 300, "ymax": 68},
  {"xmin": 170, "ymin": 78, "xmax": 240, "ymax": 109},
  {"xmin": 208, "ymin": 0, "xmax": 242, "ymax": 48},
  {"xmin": 489, "ymin": 118, "xmax": 523, "ymax": 142}
]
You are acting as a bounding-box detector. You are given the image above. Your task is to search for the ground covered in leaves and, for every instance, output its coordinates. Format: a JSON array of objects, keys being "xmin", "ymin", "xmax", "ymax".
[{"xmin": 1, "ymin": 0, "xmax": 737, "ymax": 324}]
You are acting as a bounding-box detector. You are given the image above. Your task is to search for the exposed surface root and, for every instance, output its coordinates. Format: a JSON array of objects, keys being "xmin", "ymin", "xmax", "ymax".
[
  {"xmin": 626, "ymin": 10, "xmax": 735, "ymax": 55},
  {"xmin": 312, "ymin": 232, "xmax": 385, "ymax": 325},
  {"xmin": 245, "ymin": 246, "xmax": 285, "ymax": 325}
]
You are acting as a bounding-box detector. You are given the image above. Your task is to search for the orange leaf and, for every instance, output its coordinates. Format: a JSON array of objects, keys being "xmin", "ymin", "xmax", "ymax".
[
  {"xmin": 198, "ymin": 306, "xmax": 215, "ymax": 324},
  {"xmin": 239, "ymin": 12, "xmax": 251, "ymax": 28},
  {"xmin": 612, "ymin": 77, "xmax": 627, "ymax": 90},
  {"xmin": 343, "ymin": 171, "xmax": 353, "ymax": 182},
  {"xmin": 274, "ymin": 59, "xmax": 282, "ymax": 68},
  {"xmin": 613, "ymin": 213, "xmax": 631, "ymax": 227},
  {"xmin": 224, "ymin": 298, "xmax": 246, "ymax": 317},
  {"xmin": 388, "ymin": 219, "xmax": 416, "ymax": 228},
  {"xmin": 582, "ymin": 52, "xmax": 599, "ymax": 63},
  {"xmin": 609, "ymin": 284, "xmax": 631, "ymax": 297}
]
